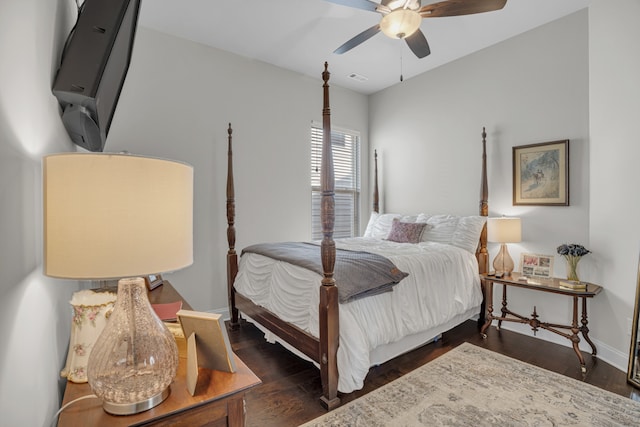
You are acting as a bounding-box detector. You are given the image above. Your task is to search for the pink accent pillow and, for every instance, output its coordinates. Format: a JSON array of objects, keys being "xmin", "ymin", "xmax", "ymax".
[{"xmin": 386, "ymin": 219, "xmax": 427, "ymax": 243}]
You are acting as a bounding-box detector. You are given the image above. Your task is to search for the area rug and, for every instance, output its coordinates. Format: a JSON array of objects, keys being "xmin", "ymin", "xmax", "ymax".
[{"xmin": 300, "ymin": 343, "xmax": 640, "ymax": 426}]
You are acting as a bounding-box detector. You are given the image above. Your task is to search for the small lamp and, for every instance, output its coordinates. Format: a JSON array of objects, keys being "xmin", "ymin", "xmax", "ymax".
[
  {"xmin": 43, "ymin": 153, "xmax": 193, "ymax": 415},
  {"xmin": 380, "ymin": 9, "xmax": 421, "ymax": 39},
  {"xmin": 487, "ymin": 217, "xmax": 522, "ymax": 276}
]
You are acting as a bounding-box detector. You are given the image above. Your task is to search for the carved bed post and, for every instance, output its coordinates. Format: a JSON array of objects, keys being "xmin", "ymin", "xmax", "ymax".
[
  {"xmin": 477, "ymin": 126, "xmax": 489, "ymax": 274},
  {"xmin": 477, "ymin": 127, "xmax": 489, "ymax": 327},
  {"xmin": 226, "ymin": 123, "xmax": 240, "ymax": 328},
  {"xmin": 373, "ymin": 149, "xmax": 379, "ymax": 214},
  {"xmin": 318, "ymin": 62, "xmax": 340, "ymax": 410}
]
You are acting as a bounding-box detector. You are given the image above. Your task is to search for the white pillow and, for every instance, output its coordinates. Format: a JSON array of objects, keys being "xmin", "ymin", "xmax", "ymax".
[
  {"xmin": 418, "ymin": 214, "xmax": 458, "ymax": 244},
  {"xmin": 363, "ymin": 212, "xmax": 381, "ymax": 238},
  {"xmin": 451, "ymin": 216, "xmax": 487, "ymax": 253},
  {"xmin": 363, "ymin": 212, "xmax": 419, "ymax": 239},
  {"xmin": 417, "ymin": 213, "xmax": 486, "ymax": 254}
]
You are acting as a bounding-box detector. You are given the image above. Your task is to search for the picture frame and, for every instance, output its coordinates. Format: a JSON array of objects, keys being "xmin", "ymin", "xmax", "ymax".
[
  {"xmin": 177, "ymin": 309, "xmax": 237, "ymax": 395},
  {"xmin": 513, "ymin": 140, "xmax": 569, "ymax": 206},
  {"xmin": 519, "ymin": 253, "xmax": 554, "ymax": 278},
  {"xmin": 144, "ymin": 274, "xmax": 164, "ymax": 291}
]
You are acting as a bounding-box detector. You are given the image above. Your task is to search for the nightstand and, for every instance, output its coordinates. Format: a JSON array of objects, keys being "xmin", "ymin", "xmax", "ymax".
[
  {"xmin": 57, "ymin": 281, "xmax": 261, "ymax": 427},
  {"xmin": 480, "ymin": 272, "xmax": 602, "ymax": 374}
]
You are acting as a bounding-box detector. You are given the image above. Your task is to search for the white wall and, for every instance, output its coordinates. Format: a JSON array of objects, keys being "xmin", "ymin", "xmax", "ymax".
[
  {"xmin": 0, "ymin": 1, "xmax": 81, "ymax": 426},
  {"xmin": 0, "ymin": 5, "xmax": 368, "ymax": 425},
  {"xmin": 369, "ymin": 10, "xmax": 638, "ymax": 368},
  {"xmin": 589, "ymin": 0, "xmax": 640, "ymax": 363},
  {"xmin": 106, "ymin": 28, "xmax": 369, "ymax": 312},
  {"xmin": 1, "ymin": 1, "xmax": 636, "ymax": 424}
]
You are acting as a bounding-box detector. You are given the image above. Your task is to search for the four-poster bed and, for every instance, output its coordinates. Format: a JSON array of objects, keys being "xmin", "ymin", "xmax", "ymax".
[{"xmin": 225, "ymin": 63, "xmax": 489, "ymax": 409}]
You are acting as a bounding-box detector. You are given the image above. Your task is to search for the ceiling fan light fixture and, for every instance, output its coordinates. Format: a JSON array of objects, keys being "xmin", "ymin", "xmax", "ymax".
[{"xmin": 380, "ymin": 9, "xmax": 421, "ymax": 39}]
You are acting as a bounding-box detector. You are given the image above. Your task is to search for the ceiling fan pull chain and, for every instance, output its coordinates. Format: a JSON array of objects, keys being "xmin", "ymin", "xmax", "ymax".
[{"xmin": 400, "ymin": 42, "xmax": 404, "ymax": 82}]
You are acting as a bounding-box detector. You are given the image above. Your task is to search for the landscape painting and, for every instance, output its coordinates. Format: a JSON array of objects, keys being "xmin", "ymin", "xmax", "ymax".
[{"xmin": 513, "ymin": 140, "xmax": 569, "ymax": 206}]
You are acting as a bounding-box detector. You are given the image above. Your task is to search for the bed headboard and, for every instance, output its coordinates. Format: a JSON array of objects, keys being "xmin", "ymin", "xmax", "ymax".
[{"xmin": 368, "ymin": 131, "xmax": 489, "ymax": 274}]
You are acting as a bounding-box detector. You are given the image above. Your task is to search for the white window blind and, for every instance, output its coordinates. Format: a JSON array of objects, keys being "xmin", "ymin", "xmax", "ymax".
[{"xmin": 311, "ymin": 123, "xmax": 360, "ymax": 240}]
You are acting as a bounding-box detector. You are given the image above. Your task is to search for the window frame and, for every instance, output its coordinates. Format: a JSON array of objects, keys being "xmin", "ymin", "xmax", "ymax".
[{"xmin": 310, "ymin": 122, "xmax": 361, "ymax": 240}]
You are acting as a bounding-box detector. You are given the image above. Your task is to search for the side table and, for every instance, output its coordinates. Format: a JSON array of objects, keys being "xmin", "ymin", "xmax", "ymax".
[
  {"xmin": 480, "ymin": 272, "xmax": 602, "ymax": 374},
  {"xmin": 57, "ymin": 281, "xmax": 261, "ymax": 426}
]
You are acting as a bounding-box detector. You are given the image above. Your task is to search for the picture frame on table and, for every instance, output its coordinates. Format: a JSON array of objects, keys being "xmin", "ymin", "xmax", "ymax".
[
  {"xmin": 513, "ymin": 140, "xmax": 569, "ymax": 206},
  {"xmin": 177, "ymin": 309, "xmax": 237, "ymax": 395},
  {"xmin": 520, "ymin": 253, "xmax": 554, "ymax": 278},
  {"xmin": 144, "ymin": 274, "xmax": 164, "ymax": 291}
]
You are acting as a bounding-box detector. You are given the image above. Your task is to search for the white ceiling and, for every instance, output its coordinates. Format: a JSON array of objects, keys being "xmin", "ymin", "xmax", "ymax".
[{"xmin": 138, "ymin": 0, "xmax": 591, "ymax": 95}]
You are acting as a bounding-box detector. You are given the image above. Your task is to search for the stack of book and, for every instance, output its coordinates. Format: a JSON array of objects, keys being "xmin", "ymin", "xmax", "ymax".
[{"xmin": 558, "ymin": 280, "xmax": 587, "ymax": 290}]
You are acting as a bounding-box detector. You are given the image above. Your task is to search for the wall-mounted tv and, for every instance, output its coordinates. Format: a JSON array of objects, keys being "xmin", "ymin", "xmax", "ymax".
[{"xmin": 52, "ymin": 0, "xmax": 141, "ymax": 152}]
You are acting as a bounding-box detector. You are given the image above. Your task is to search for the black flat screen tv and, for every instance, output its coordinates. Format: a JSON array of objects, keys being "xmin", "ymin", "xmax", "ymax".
[{"xmin": 52, "ymin": 0, "xmax": 141, "ymax": 152}]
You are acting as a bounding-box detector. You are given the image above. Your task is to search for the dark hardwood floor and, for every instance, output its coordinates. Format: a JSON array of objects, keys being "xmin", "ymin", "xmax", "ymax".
[{"xmin": 227, "ymin": 319, "xmax": 639, "ymax": 427}]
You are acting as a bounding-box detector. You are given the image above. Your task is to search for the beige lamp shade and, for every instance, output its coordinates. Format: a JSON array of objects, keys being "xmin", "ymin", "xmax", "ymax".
[
  {"xmin": 43, "ymin": 153, "xmax": 193, "ymax": 279},
  {"xmin": 487, "ymin": 217, "xmax": 521, "ymax": 276},
  {"xmin": 487, "ymin": 217, "xmax": 522, "ymax": 244}
]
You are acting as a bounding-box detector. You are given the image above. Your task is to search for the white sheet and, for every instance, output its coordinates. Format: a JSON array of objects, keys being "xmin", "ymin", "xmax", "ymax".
[{"xmin": 233, "ymin": 237, "xmax": 483, "ymax": 393}]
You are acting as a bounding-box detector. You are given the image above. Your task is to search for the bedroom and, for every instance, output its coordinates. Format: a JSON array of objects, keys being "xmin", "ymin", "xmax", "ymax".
[{"xmin": 0, "ymin": 0, "xmax": 639, "ymax": 425}]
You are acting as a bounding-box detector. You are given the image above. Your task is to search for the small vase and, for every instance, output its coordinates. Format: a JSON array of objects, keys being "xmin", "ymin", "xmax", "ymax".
[
  {"xmin": 566, "ymin": 256, "xmax": 581, "ymax": 281},
  {"xmin": 61, "ymin": 289, "xmax": 117, "ymax": 383}
]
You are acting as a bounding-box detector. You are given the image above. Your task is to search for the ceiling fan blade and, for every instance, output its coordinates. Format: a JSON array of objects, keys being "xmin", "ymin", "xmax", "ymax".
[
  {"xmin": 324, "ymin": 0, "xmax": 380, "ymax": 13},
  {"xmin": 334, "ymin": 24, "xmax": 381, "ymax": 54},
  {"xmin": 419, "ymin": 0, "xmax": 507, "ymax": 18},
  {"xmin": 405, "ymin": 29, "xmax": 431, "ymax": 58}
]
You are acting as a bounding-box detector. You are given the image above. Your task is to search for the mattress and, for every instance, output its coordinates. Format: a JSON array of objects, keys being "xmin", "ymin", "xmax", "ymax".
[{"xmin": 233, "ymin": 237, "xmax": 483, "ymax": 392}]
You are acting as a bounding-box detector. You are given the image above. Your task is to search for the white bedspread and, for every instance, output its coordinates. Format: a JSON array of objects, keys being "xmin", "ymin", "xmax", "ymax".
[{"xmin": 233, "ymin": 237, "xmax": 483, "ymax": 392}]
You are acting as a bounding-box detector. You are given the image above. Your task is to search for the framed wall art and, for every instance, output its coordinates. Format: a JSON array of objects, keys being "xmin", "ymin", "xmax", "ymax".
[
  {"xmin": 519, "ymin": 253, "xmax": 554, "ymax": 278},
  {"xmin": 513, "ymin": 140, "xmax": 569, "ymax": 206}
]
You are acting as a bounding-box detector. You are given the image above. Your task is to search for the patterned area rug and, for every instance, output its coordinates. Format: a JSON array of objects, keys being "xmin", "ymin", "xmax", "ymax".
[{"xmin": 300, "ymin": 343, "xmax": 640, "ymax": 426}]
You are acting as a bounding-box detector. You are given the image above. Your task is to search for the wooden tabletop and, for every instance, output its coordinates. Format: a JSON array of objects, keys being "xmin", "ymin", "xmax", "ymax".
[
  {"xmin": 58, "ymin": 353, "xmax": 260, "ymax": 426},
  {"xmin": 481, "ymin": 272, "xmax": 603, "ymax": 297}
]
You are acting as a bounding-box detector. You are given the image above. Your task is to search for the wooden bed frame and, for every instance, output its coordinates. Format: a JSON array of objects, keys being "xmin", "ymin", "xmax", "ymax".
[{"xmin": 225, "ymin": 63, "xmax": 489, "ymax": 410}]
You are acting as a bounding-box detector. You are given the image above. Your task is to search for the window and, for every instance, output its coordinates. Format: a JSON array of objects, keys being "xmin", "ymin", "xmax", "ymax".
[{"xmin": 311, "ymin": 123, "xmax": 361, "ymax": 239}]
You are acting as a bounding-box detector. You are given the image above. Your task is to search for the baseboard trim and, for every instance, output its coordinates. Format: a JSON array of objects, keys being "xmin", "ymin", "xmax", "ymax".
[{"xmin": 497, "ymin": 323, "xmax": 629, "ymax": 373}]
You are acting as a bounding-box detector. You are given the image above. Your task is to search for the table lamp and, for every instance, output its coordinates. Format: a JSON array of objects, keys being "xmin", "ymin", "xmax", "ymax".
[
  {"xmin": 487, "ymin": 217, "xmax": 521, "ymax": 276},
  {"xmin": 43, "ymin": 153, "xmax": 193, "ymax": 415}
]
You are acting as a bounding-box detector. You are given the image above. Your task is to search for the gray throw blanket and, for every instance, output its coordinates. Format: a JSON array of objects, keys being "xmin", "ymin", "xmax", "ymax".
[{"xmin": 241, "ymin": 242, "xmax": 408, "ymax": 303}]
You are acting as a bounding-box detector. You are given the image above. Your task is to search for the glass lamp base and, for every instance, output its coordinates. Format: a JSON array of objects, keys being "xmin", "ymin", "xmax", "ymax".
[
  {"xmin": 87, "ymin": 278, "xmax": 179, "ymax": 416},
  {"xmin": 102, "ymin": 386, "xmax": 170, "ymax": 415},
  {"xmin": 493, "ymin": 243, "xmax": 515, "ymax": 276}
]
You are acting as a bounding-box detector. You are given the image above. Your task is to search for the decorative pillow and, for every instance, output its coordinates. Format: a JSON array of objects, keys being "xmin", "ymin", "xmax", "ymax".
[
  {"xmin": 363, "ymin": 212, "xmax": 418, "ymax": 239},
  {"xmin": 386, "ymin": 218, "xmax": 428, "ymax": 243}
]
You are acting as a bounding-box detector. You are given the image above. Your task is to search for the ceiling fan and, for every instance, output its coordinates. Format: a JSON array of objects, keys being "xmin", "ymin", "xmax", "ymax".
[{"xmin": 328, "ymin": 0, "xmax": 508, "ymax": 58}]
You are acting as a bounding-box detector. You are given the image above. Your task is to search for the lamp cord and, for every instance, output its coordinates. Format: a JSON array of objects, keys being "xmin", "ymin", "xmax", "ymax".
[{"xmin": 51, "ymin": 394, "xmax": 99, "ymax": 427}]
